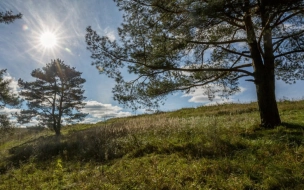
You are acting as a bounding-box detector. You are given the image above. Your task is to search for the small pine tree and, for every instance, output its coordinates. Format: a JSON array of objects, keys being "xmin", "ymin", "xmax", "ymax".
[{"xmin": 17, "ymin": 59, "xmax": 87, "ymax": 135}]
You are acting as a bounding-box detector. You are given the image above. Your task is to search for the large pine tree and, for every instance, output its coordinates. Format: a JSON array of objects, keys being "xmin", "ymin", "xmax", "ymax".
[{"xmin": 86, "ymin": 0, "xmax": 304, "ymax": 128}]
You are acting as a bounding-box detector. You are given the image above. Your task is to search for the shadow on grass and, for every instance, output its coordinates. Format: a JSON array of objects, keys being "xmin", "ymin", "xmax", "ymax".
[
  {"xmin": 3, "ymin": 126, "xmax": 249, "ymax": 174},
  {"xmin": 241, "ymin": 122, "xmax": 304, "ymax": 146},
  {"xmin": 130, "ymin": 139, "xmax": 248, "ymax": 159},
  {"xmin": 281, "ymin": 122, "xmax": 304, "ymax": 130},
  {"xmin": 2, "ymin": 126, "xmax": 129, "ymax": 172},
  {"xmin": 4, "ymin": 121, "xmax": 303, "ymax": 174},
  {"xmin": 279, "ymin": 122, "xmax": 304, "ymax": 146}
]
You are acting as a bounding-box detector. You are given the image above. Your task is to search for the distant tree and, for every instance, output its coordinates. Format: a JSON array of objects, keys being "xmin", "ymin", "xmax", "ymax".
[
  {"xmin": 0, "ymin": 69, "xmax": 20, "ymax": 132},
  {"xmin": 0, "ymin": 10, "xmax": 22, "ymax": 24},
  {"xmin": 86, "ymin": 0, "xmax": 304, "ymax": 128},
  {"xmin": 0, "ymin": 10, "xmax": 22, "ymax": 132},
  {"xmin": 0, "ymin": 69, "xmax": 20, "ymax": 108},
  {"xmin": 0, "ymin": 114, "xmax": 13, "ymax": 133},
  {"xmin": 17, "ymin": 59, "xmax": 87, "ymax": 135}
]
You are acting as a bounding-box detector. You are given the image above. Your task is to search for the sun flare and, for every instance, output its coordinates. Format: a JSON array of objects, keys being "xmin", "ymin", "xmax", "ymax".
[{"xmin": 40, "ymin": 32, "xmax": 57, "ymax": 48}]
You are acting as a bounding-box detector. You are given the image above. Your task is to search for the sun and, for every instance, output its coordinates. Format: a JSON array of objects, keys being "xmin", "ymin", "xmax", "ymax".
[{"xmin": 40, "ymin": 32, "xmax": 57, "ymax": 48}]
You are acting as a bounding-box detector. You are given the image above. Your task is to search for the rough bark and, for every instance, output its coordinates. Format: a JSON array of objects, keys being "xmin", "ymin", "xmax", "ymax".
[
  {"xmin": 255, "ymin": 67, "xmax": 281, "ymax": 128},
  {"xmin": 244, "ymin": 3, "xmax": 282, "ymax": 128}
]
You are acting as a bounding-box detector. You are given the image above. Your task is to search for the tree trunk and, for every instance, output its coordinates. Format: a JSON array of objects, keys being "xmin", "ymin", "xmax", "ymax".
[
  {"xmin": 54, "ymin": 123, "xmax": 61, "ymax": 136},
  {"xmin": 255, "ymin": 68, "xmax": 281, "ymax": 128},
  {"xmin": 55, "ymin": 129, "xmax": 61, "ymax": 136},
  {"xmin": 56, "ymin": 122, "xmax": 61, "ymax": 136}
]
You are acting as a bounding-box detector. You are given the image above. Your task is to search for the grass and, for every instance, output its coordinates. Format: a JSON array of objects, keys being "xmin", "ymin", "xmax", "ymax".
[{"xmin": 0, "ymin": 100, "xmax": 304, "ymax": 189}]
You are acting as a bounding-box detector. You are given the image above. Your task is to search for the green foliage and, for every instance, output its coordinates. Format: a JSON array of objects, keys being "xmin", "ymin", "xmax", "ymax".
[
  {"xmin": 0, "ymin": 69, "xmax": 20, "ymax": 108},
  {"xmin": 0, "ymin": 11, "xmax": 22, "ymax": 24},
  {"xmin": 0, "ymin": 100, "xmax": 304, "ymax": 189},
  {"xmin": 86, "ymin": 0, "xmax": 304, "ymax": 99},
  {"xmin": 17, "ymin": 59, "xmax": 87, "ymax": 135},
  {"xmin": 0, "ymin": 115, "xmax": 14, "ymax": 135}
]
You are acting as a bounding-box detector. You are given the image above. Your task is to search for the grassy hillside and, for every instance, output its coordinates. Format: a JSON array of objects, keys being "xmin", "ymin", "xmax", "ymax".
[{"xmin": 1, "ymin": 100, "xmax": 304, "ymax": 189}]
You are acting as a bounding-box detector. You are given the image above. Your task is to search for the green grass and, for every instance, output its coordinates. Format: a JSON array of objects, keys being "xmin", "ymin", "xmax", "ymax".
[{"xmin": 1, "ymin": 100, "xmax": 304, "ymax": 189}]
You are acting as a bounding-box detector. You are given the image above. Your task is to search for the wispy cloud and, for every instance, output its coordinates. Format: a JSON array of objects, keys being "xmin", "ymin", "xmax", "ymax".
[
  {"xmin": 95, "ymin": 24, "xmax": 117, "ymax": 41},
  {"xmin": 182, "ymin": 86, "xmax": 246, "ymax": 105},
  {"xmin": 104, "ymin": 27, "xmax": 116, "ymax": 41},
  {"xmin": 81, "ymin": 100, "xmax": 132, "ymax": 123}
]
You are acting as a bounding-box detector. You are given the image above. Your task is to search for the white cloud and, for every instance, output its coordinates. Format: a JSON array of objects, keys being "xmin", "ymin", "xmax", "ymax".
[
  {"xmin": 81, "ymin": 100, "xmax": 132, "ymax": 123},
  {"xmin": 3, "ymin": 72, "xmax": 19, "ymax": 95},
  {"xmin": 0, "ymin": 107, "xmax": 22, "ymax": 127},
  {"xmin": 0, "ymin": 108, "xmax": 39, "ymax": 128},
  {"xmin": 0, "ymin": 100, "xmax": 133, "ymax": 126},
  {"xmin": 104, "ymin": 27, "xmax": 116, "ymax": 41},
  {"xmin": 96, "ymin": 24, "xmax": 116, "ymax": 41},
  {"xmin": 0, "ymin": 107, "xmax": 20, "ymax": 115},
  {"xmin": 182, "ymin": 86, "xmax": 245, "ymax": 105}
]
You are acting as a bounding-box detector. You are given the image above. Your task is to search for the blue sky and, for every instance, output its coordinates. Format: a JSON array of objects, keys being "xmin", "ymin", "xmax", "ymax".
[{"xmin": 1, "ymin": 0, "xmax": 304, "ymax": 125}]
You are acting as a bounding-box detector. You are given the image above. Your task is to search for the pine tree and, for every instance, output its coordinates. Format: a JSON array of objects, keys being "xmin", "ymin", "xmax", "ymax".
[{"xmin": 18, "ymin": 59, "xmax": 87, "ymax": 135}]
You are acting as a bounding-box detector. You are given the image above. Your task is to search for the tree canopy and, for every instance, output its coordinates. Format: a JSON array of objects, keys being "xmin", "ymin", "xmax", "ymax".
[
  {"xmin": 17, "ymin": 59, "xmax": 87, "ymax": 135},
  {"xmin": 86, "ymin": 0, "xmax": 304, "ymax": 128}
]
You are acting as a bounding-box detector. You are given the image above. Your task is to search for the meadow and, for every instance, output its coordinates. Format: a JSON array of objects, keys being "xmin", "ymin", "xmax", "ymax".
[{"xmin": 0, "ymin": 100, "xmax": 304, "ymax": 189}]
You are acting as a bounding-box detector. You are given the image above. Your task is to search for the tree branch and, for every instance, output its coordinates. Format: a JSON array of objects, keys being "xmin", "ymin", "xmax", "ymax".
[
  {"xmin": 272, "ymin": 30, "xmax": 304, "ymax": 45},
  {"xmin": 143, "ymin": 64, "xmax": 254, "ymax": 76},
  {"xmin": 219, "ymin": 46, "xmax": 252, "ymax": 58},
  {"xmin": 274, "ymin": 49, "xmax": 304, "ymax": 58},
  {"xmin": 187, "ymin": 39, "xmax": 247, "ymax": 45},
  {"xmin": 271, "ymin": 10, "xmax": 303, "ymax": 29},
  {"xmin": 220, "ymin": 16, "xmax": 245, "ymax": 29}
]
